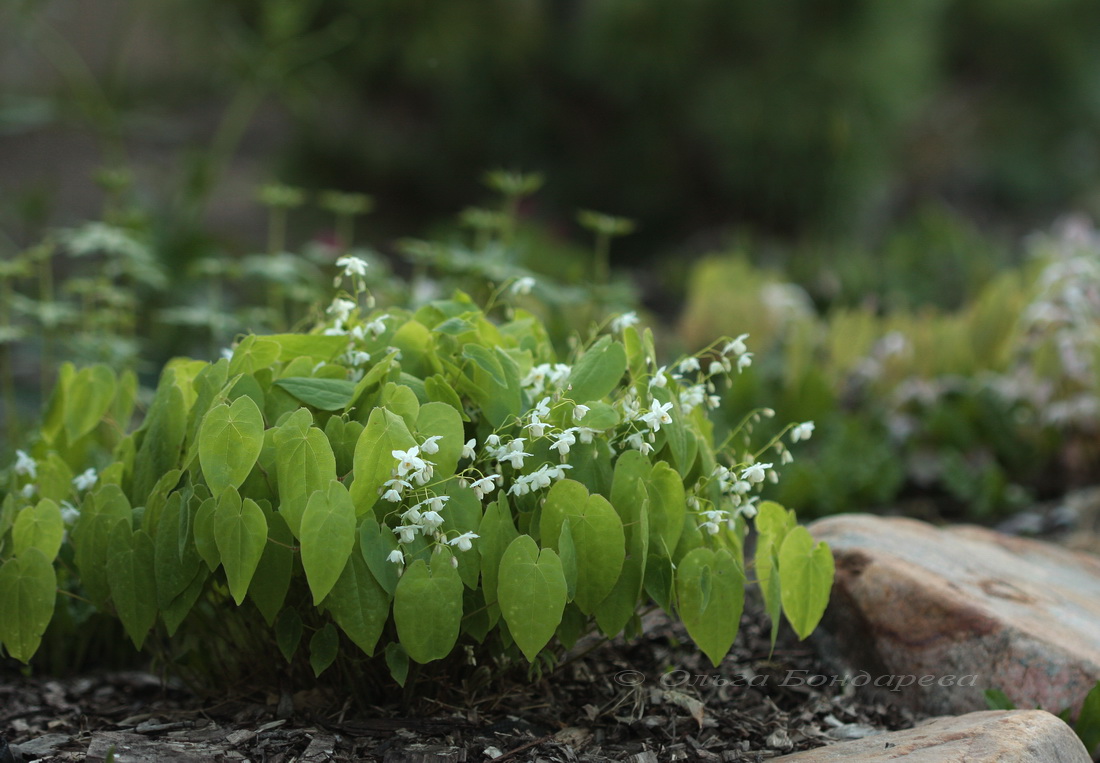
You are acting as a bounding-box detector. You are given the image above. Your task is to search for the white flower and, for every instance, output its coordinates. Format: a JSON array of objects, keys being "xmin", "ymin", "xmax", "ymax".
[
  {"xmin": 420, "ymin": 511, "xmax": 445, "ymax": 532},
  {"xmin": 60, "ymin": 501, "xmax": 79, "ymax": 526},
  {"xmin": 382, "ymin": 488, "xmax": 403, "ymax": 502},
  {"xmin": 392, "ymin": 446, "xmax": 426, "ymax": 477},
  {"xmin": 447, "ymin": 531, "xmax": 480, "ymax": 552},
  {"xmin": 462, "ymin": 439, "xmax": 477, "ymax": 460},
  {"xmin": 402, "ymin": 506, "xmax": 422, "ymax": 524},
  {"xmin": 346, "ymin": 350, "xmax": 371, "ymax": 367},
  {"xmin": 501, "ymin": 448, "xmax": 531, "ymax": 469},
  {"xmin": 336, "ymin": 255, "xmax": 369, "ymax": 278},
  {"xmin": 708, "ymin": 361, "xmax": 726, "ymax": 376},
  {"xmin": 551, "ymin": 429, "xmax": 577, "ymax": 456},
  {"xmin": 525, "ymin": 417, "xmax": 546, "ymax": 438},
  {"xmin": 72, "ymin": 468, "xmax": 98, "ymax": 492},
  {"xmin": 679, "ymin": 357, "xmax": 701, "ymax": 374},
  {"xmin": 387, "ymin": 549, "xmax": 405, "ymax": 565},
  {"xmin": 737, "ymin": 352, "xmax": 753, "ymax": 372},
  {"xmin": 574, "ymin": 426, "xmax": 599, "ymax": 444},
  {"xmin": 220, "ymin": 347, "xmax": 234, "ymax": 361},
  {"xmin": 701, "ymin": 521, "xmax": 721, "ymax": 535},
  {"xmin": 486, "ymin": 434, "xmax": 501, "ymax": 448},
  {"xmin": 740, "ymin": 462, "xmax": 772, "ymax": 484},
  {"xmin": 425, "ymin": 495, "xmax": 449, "ymax": 512},
  {"xmin": 723, "ymin": 334, "xmax": 749, "ymax": 356},
  {"xmin": 790, "ymin": 421, "xmax": 815, "ymax": 443},
  {"xmin": 648, "ymin": 367, "xmax": 668, "ymax": 389},
  {"xmin": 327, "ymin": 298, "xmax": 357, "ymax": 323},
  {"xmin": 626, "ymin": 431, "xmax": 654, "ymax": 455},
  {"xmin": 393, "ymin": 525, "xmax": 419, "ymax": 544},
  {"xmin": 639, "ymin": 400, "xmax": 674, "ymax": 432},
  {"xmin": 470, "ymin": 475, "xmax": 500, "ymax": 500},
  {"xmin": 323, "ymin": 325, "xmax": 348, "ymax": 336},
  {"xmin": 572, "ymin": 404, "xmax": 590, "ymax": 422},
  {"xmin": 611, "ymin": 312, "xmax": 640, "ymax": 333},
  {"xmin": 421, "ymin": 435, "xmax": 443, "ymax": 455},
  {"xmin": 14, "ymin": 450, "xmax": 36, "ymax": 479},
  {"xmin": 20, "ymin": 484, "xmax": 36, "ymax": 499},
  {"xmin": 511, "ymin": 277, "xmax": 536, "ymax": 296},
  {"xmin": 365, "ymin": 314, "xmax": 389, "ymax": 337}
]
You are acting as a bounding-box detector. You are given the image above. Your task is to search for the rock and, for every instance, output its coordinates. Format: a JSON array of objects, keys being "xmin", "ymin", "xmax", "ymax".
[
  {"xmin": 773, "ymin": 709, "xmax": 1090, "ymax": 762},
  {"xmin": 809, "ymin": 514, "xmax": 1100, "ymax": 717}
]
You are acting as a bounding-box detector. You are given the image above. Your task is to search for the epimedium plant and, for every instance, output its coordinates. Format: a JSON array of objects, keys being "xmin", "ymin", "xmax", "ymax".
[{"xmin": 0, "ymin": 259, "xmax": 832, "ymax": 689}]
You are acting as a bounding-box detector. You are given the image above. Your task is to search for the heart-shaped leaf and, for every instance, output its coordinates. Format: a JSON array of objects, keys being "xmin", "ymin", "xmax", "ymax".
[
  {"xmin": 497, "ymin": 536, "xmax": 568, "ymax": 662},
  {"xmin": 393, "ymin": 552, "xmax": 464, "ymax": 664},
  {"xmin": 107, "ymin": 523, "xmax": 158, "ymax": 649},
  {"xmin": 0, "ymin": 549, "xmax": 56, "ymax": 663},
  {"xmin": 300, "ymin": 481, "xmax": 356, "ymax": 605},
  {"xmin": 675, "ymin": 547, "xmax": 745, "ymax": 666},
  {"xmin": 779, "ymin": 527, "xmax": 834, "ymax": 640},
  {"xmin": 199, "ymin": 396, "xmax": 265, "ymax": 495},
  {"xmin": 214, "ymin": 488, "xmax": 269, "ymax": 605}
]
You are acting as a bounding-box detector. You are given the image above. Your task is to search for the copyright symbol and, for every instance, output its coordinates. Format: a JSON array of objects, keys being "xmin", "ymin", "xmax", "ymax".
[{"xmin": 614, "ymin": 670, "xmax": 646, "ymax": 686}]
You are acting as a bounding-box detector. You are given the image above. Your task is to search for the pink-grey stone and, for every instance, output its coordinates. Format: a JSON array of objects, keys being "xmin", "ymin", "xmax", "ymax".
[
  {"xmin": 809, "ymin": 514, "xmax": 1100, "ymax": 717},
  {"xmin": 774, "ymin": 710, "xmax": 1090, "ymax": 762}
]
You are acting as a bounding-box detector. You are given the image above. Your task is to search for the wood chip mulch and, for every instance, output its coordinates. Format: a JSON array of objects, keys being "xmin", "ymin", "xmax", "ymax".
[{"xmin": 1, "ymin": 604, "xmax": 920, "ymax": 762}]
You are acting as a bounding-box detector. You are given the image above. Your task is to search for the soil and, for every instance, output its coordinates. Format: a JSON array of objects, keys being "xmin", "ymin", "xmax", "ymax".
[{"xmin": 0, "ymin": 602, "xmax": 920, "ymax": 762}]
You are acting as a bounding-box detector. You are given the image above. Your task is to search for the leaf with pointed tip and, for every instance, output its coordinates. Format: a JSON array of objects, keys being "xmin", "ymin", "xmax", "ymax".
[
  {"xmin": 198, "ymin": 396, "xmax": 265, "ymax": 495},
  {"xmin": 275, "ymin": 377, "xmax": 358, "ymax": 411},
  {"xmin": 214, "ymin": 490, "xmax": 268, "ymax": 605},
  {"xmin": 349, "ymin": 408, "xmax": 416, "ymax": 516},
  {"xmin": 275, "ymin": 608, "xmax": 303, "ymax": 663},
  {"xmin": 566, "ymin": 335, "xmax": 627, "ymax": 403},
  {"xmin": 274, "ymin": 412, "xmax": 337, "ymax": 538},
  {"xmin": 154, "ymin": 493, "xmax": 201, "ymax": 609},
  {"xmin": 778, "ymin": 527, "xmax": 834, "ymax": 640},
  {"xmin": 0, "ymin": 549, "xmax": 56, "ymax": 663},
  {"xmin": 675, "ymin": 548, "xmax": 744, "ymax": 666},
  {"xmin": 326, "ymin": 536, "xmax": 389, "ymax": 656},
  {"xmin": 497, "ymin": 536, "xmax": 567, "ymax": 662},
  {"xmin": 393, "ymin": 552, "xmax": 464, "ymax": 664},
  {"xmin": 248, "ymin": 512, "xmax": 294, "ymax": 626},
  {"xmin": 310, "ymin": 623, "xmax": 340, "ymax": 677},
  {"xmin": 64, "ymin": 364, "xmax": 116, "ymax": 442},
  {"xmin": 359, "ymin": 517, "xmax": 401, "ymax": 596},
  {"xmin": 12, "ymin": 499, "xmax": 64, "ymax": 561},
  {"xmin": 415, "ymin": 402, "xmax": 464, "ymax": 481},
  {"xmin": 192, "ymin": 497, "xmax": 220, "ymax": 571},
  {"xmin": 300, "ymin": 481, "xmax": 356, "ymax": 605},
  {"xmin": 107, "ymin": 524, "xmax": 158, "ymax": 649}
]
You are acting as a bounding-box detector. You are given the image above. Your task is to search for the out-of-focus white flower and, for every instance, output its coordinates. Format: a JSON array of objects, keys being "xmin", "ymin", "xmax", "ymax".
[
  {"xmin": 511, "ymin": 277, "xmax": 536, "ymax": 296},
  {"xmin": 336, "ymin": 255, "xmax": 369, "ymax": 278},
  {"xmin": 327, "ymin": 298, "xmax": 357, "ymax": 323},
  {"xmin": 611, "ymin": 312, "xmax": 640, "ymax": 333},
  {"xmin": 14, "ymin": 450, "xmax": 36, "ymax": 479},
  {"xmin": 723, "ymin": 334, "xmax": 749, "ymax": 356},
  {"xmin": 740, "ymin": 462, "xmax": 771, "ymax": 484},
  {"xmin": 678, "ymin": 357, "xmax": 701, "ymax": 374},
  {"xmin": 737, "ymin": 352, "xmax": 753, "ymax": 372},
  {"xmin": 365, "ymin": 314, "xmax": 389, "ymax": 337},
  {"xmin": 72, "ymin": 468, "xmax": 98, "ymax": 492},
  {"xmin": 790, "ymin": 421, "xmax": 815, "ymax": 443}
]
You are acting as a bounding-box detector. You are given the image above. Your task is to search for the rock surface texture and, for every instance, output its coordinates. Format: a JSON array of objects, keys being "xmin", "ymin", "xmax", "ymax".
[
  {"xmin": 773, "ymin": 709, "xmax": 1091, "ymax": 762},
  {"xmin": 809, "ymin": 514, "xmax": 1100, "ymax": 716}
]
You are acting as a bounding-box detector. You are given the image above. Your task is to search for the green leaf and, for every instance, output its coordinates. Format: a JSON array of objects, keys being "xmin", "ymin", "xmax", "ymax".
[
  {"xmin": 266, "ymin": 333, "xmax": 350, "ymax": 362},
  {"xmin": 385, "ymin": 642, "xmax": 410, "ymax": 687},
  {"xmin": 540, "ymin": 480, "xmax": 624, "ymax": 615},
  {"xmin": 309, "ymin": 623, "xmax": 340, "ymax": 677},
  {"xmin": 566, "ymin": 336, "xmax": 627, "ymax": 403},
  {"xmin": 274, "ymin": 411, "xmax": 337, "ymax": 537},
  {"xmin": 1074, "ymin": 681, "xmax": 1100, "ymax": 754},
  {"xmin": 755, "ymin": 533, "xmax": 783, "ymax": 652},
  {"xmin": 415, "ymin": 402, "xmax": 464, "ymax": 480},
  {"xmin": 597, "ymin": 454, "xmax": 652, "ymax": 636},
  {"xmin": 0, "ymin": 549, "xmax": 56, "ymax": 663},
  {"xmin": 646, "ymin": 461, "xmax": 685, "ymax": 555},
  {"xmin": 380, "ymin": 382, "xmax": 420, "ymax": 431},
  {"xmin": 36, "ymin": 453, "xmax": 73, "ymax": 504},
  {"xmin": 359, "ymin": 517, "xmax": 401, "ymax": 596},
  {"xmin": 984, "ymin": 688, "xmax": 1016, "ymax": 711},
  {"xmin": 198, "ymin": 396, "xmax": 265, "ymax": 495},
  {"xmin": 154, "ymin": 493, "xmax": 201, "ymax": 609},
  {"xmin": 326, "ymin": 535, "xmax": 390, "ymax": 656},
  {"xmin": 300, "ymin": 481, "xmax": 357, "ymax": 605},
  {"xmin": 274, "ymin": 377, "xmax": 358, "ymax": 411},
  {"xmin": 275, "ymin": 608, "xmax": 303, "ymax": 663},
  {"xmin": 478, "ymin": 496, "xmax": 518, "ymax": 618},
  {"xmin": 228, "ymin": 335, "xmax": 280, "ymax": 376},
  {"xmin": 64, "ymin": 364, "xmax": 116, "ymax": 442},
  {"xmin": 349, "ymin": 408, "xmax": 416, "ymax": 516},
  {"xmin": 71, "ymin": 485, "xmax": 131, "ymax": 608},
  {"xmin": 393, "ymin": 552, "xmax": 464, "ymax": 664},
  {"xmin": 424, "ymin": 374, "xmax": 467, "ymax": 420},
  {"xmin": 675, "ymin": 548, "xmax": 745, "ymax": 666},
  {"xmin": 12, "ymin": 499, "xmax": 64, "ymax": 561},
  {"xmin": 192, "ymin": 497, "xmax": 220, "ymax": 571},
  {"xmin": 462, "ymin": 344, "xmax": 506, "ymax": 387},
  {"xmin": 778, "ymin": 527, "xmax": 834, "ymax": 640},
  {"xmin": 161, "ymin": 565, "xmax": 208, "ymax": 636},
  {"xmin": 107, "ymin": 523, "xmax": 158, "ymax": 649},
  {"xmin": 248, "ymin": 512, "xmax": 294, "ymax": 626},
  {"xmin": 497, "ymin": 536, "xmax": 568, "ymax": 662},
  {"xmin": 214, "ymin": 490, "xmax": 269, "ymax": 605}
]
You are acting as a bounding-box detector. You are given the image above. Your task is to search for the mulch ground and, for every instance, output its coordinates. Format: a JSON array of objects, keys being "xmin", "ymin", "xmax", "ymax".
[{"xmin": 1, "ymin": 601, "xmax": 920, "ymax": 763}]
